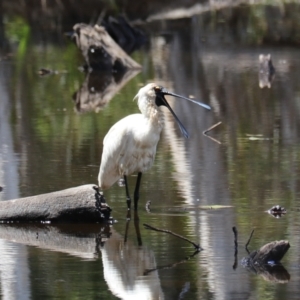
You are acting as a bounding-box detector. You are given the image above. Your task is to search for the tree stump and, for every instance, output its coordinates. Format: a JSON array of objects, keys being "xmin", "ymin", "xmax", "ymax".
[
  {"xmin": 241, "ymin": 240, "xmax": 290, "ymax": 283},
  {"xmin": 249, "ymin": 240, "xmax": 290, "ymax": 264}
]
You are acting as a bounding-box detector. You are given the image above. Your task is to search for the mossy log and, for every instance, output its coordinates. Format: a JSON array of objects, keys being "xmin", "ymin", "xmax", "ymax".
[{"xmin": 0, "ymin": 185, "xmax": 111, "ymax": 222}]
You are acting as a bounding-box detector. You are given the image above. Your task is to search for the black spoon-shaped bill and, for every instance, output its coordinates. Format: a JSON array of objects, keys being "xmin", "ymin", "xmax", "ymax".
[
  {"xmin": 162, "ymin": 88, "xmax": 211, "ymax": 110},
  {"xmin": 160, "ymin": 96, "xmax": 190, "ymax": 138}
]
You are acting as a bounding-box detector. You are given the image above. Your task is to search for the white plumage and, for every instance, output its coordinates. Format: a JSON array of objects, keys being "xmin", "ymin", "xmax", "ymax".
[{"xmin": 98, "ymin": 83, "xmax": 210, "ymax": 210}]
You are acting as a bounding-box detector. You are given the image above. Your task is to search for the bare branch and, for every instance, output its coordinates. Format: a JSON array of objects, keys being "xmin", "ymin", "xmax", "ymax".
[
  {"xmin": 203, "ymin": 122, "xmax": 222, "ymax": 144},
  {"xmin": 245, "ymin": 229, "xmax": 255, "ymax": 254}
]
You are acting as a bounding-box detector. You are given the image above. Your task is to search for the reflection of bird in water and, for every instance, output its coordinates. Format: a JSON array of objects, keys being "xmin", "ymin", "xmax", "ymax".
[
  {"xmin": 98, "ymin": 83, "xmax": 211, "ymax": 210},
  {"xmin": 101, "ymin": 226, "xmax": 164, "ymax": 299}
]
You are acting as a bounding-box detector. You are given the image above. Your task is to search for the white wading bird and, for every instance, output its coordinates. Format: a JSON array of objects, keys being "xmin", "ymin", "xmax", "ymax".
[{"xmin": 98, "ymin": 83, "xmax": 211, "ymax": 211}]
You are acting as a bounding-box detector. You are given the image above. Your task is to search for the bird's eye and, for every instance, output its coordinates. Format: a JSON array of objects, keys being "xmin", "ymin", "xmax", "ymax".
[{"xmin": 154, "ymin": 86, "xmax": 162, "ymax": 92}]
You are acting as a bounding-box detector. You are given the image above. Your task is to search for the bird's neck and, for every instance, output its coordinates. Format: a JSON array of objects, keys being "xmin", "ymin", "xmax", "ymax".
[
  {"xmin": 139, "ymin": 100, "xmax": 164, "ymax": 128},
  {"xmin": 147, "ymin": 106, "xmax": 164, "ymax": 128}
]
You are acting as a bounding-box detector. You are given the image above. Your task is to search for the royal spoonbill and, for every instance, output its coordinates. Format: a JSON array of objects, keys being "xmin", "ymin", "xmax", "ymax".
[{"xmin": 98, "ymin": 83, "xmax": 211, "ymax": 211}]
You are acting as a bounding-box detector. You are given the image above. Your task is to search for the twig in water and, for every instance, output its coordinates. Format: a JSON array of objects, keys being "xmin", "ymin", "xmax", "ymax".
[
  {"xmin": 143, "ymin": 223, "xmax": 202, "ymax": 251},
  {"xmin": 245, "ymin": 229, "xmax": 255, "ymax": 254},
  {"xmin": 203, "ymin": 122, "xmax": 222, "ymax": 144},
  {"xmin": 233, "ymin": 226, "xmax": 238, "ymax": 250},
  {"xmin": 232, "ymin": 226, "xmax": 238, "ymax": 270}
]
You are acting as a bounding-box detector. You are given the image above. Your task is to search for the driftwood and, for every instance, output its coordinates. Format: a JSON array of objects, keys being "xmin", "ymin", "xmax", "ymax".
[
  {"xmin": 0, "ymin": 184, "xmax": 111, "ymax": 222},
  {"xmin": 71, "ymin": 23, "xmax": 141, "ymax": 71}
]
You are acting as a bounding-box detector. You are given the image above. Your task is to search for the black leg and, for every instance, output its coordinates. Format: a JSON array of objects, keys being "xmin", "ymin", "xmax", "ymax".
[
  {"xmin": 124, "ymin": 175, "xmax": 131, "ymax": 210},
  {"xmin": 134, "ymin": 172, "xmax": 142, "ymax": 211},
  {"xmin": 124, "ymin": 210, "xmax": 131, "ymax": 241}
]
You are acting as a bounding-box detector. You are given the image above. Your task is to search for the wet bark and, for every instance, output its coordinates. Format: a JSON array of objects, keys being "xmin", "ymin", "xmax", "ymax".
[{"xmin": 0, "ymin": 184, "xmax": 111, "ymax": 222}]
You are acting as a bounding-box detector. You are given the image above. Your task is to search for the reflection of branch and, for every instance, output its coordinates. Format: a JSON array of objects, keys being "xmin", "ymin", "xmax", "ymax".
[
  {"xmin": 245, "ymin": 229, "xmax": 255, "ymax": 254},
  {"xmin": 203, "ymin": 122, "xmax": 222, "ymax": 144},
  {"xmin": 144, "ymin": 250, "xmax": 200, "ymax": 275},
  {"xmin": 232, "ymin": 226, "xmax": 238, "ymax": 270},
  {"xmin": 143, "ymin": 223, "xmax": 202, "ymax": 251}
]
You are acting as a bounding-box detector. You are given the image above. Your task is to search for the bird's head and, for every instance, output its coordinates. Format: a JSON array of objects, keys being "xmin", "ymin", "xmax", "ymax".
[{"xmin": 134, "ymin": 83, "xmax": 211, "ymax": 138}]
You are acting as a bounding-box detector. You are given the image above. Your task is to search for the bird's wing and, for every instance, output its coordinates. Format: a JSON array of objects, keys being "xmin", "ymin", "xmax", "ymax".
[{"xmin": 98, "ymin": 115, "xmax": 141, "ymax": 189}]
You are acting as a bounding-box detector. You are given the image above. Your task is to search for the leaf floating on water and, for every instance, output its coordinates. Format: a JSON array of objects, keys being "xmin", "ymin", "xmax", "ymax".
[{"xmin": 266, "ymin": 205, "xmax": 287, "ymax": 218}]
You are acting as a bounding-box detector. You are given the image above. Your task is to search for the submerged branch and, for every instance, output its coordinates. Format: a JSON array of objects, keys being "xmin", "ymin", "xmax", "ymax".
[
  {"xmin": 232, "ymin": 226, "xmax": 238, "ymax": 270},
  {"xmin": 203, "ymin": 121, "xmax": 222, "ymax": 144}
]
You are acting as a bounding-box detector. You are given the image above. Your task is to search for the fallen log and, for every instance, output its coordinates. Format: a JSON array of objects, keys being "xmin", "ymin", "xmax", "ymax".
[
  {"xmin": 70, "ymin": 23, "xmax": 142, "ymax": 71},
  {"xmin": 0, "ymin": 184, "xmax": 111, "ymax": 222}
]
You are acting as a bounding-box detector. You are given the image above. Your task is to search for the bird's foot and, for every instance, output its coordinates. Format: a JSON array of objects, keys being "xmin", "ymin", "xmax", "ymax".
[{"xmin": 94, "ymin": 186, "xmax": 112, "ymax": 220}]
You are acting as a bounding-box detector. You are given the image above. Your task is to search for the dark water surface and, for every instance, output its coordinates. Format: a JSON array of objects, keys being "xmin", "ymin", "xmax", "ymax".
[{"xmin": 1, "ymin": 3, "xmax": 300, "ymax": 300}]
